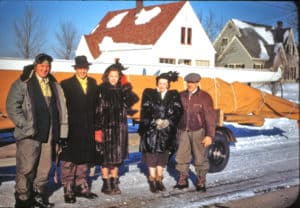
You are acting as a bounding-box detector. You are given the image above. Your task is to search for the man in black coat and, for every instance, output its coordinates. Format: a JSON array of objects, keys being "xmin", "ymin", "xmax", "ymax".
[{"xmin": 60, "ymin": 56, "xmax": 98, "ymax": 203}]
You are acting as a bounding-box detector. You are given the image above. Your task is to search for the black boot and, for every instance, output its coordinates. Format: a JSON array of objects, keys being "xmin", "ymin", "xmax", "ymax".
[
  {"xmin": 63, "ymin": 184, "xmax": 76, "ymax": 204},
  {"xmin": 148, "ymin": 176, "xmax": 158, "ymax": 193},
  {"xmin": 196, "ymin": 175, "xmax": 207, "ymax": 192},
  {"xmin": 32, "ymin": 191, "xmax": 54, "ymax": 208},
  {"xmin": 156, "ymin": 175, "xmax": 166, "ymax": 192},
  {"xmin": 110, "ymin": 177, "xmax": 121, "ymax": 195},
  {"xmin": 173, "ymin": 173, "xmax": 189, "ymax": 189},
  {"xmin": 101, "ymin": 178, "xmax": 112, "ymax": 195},
  {"xmin": 75, "ymin": 183, "xmax": 98, "ymax": 199},
  {"xmin": 14, "ymin": 195, "xmax": 34, "ymax": 208}
]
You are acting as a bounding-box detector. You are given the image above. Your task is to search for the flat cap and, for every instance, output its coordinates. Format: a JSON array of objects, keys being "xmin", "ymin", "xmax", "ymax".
[{"xmin": 184, "ymin": 73, "xmax": 201, "ymax": 83}]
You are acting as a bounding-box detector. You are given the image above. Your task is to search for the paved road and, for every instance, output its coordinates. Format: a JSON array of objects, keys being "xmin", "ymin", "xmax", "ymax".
[{"xmin": 0, "ymin": 133, "xmax": 299, "ymax": 207}]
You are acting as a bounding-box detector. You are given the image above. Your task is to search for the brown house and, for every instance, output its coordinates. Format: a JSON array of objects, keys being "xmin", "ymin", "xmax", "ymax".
[{"xmin": 213, "ymin": 19, "xmax": 299, "ymax": 81}]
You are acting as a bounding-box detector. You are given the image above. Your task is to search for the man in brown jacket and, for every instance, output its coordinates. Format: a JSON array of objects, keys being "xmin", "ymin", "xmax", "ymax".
[{"xmin": 174, "ymin": 73, "xmax": 216, "ymax": 192}]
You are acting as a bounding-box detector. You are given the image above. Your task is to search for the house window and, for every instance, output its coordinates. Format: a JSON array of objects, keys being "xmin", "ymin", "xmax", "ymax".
[
  {"xmin": 178, "ymin": 59, "xmax": 191, "ymax": 65},
  {"xmin": 253, "ymin": 64, "xmax": 264, "ymax": 69},
  {"xmin": 187, "ymin": 28, "xmax": 192, "ymax": 45},
  {"xmin": 181, "ymin": 27, "xmax": 192, "ymax": 45},
  {"xmin": 181, "ymin": 27, "xmax": 185, "ymax": 44},
  {"xmin": 226, "ymin": 63, "xmax": 245, "ymax": 69},
  {"xmin": 221, "ymin": 38, "xmax": 228, "ymax": 46},
  {"xmin": 235, "ymin": 64, "xmax": 245, "ymax": 68},
  {"xmin": 195, "ymin": 60, "xmax": 209, "ymax": 67},
  {"xmin": 159, "ymin": 58, "xmax": 176, "ymax": 64}
]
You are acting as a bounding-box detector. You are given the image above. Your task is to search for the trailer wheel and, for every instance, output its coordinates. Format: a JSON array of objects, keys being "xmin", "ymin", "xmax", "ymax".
[{"xmin": 207, "ymin": 132, "xmax": 230, "ymax": 173}]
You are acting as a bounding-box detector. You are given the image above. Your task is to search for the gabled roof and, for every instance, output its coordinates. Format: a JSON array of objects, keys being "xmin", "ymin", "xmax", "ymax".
[
  {"xmin": 231, "ymin": 19, "xmax": 292, "ymax": 60},
  {"xmin": 84, "ymin": 1, "xmax": 186, "ymax": 59}
]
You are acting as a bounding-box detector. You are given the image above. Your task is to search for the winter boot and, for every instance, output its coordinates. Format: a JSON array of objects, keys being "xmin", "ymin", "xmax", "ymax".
[
  {"xmin": 110, "ymin": 177, "xmax": 121, "ymax": 195},
  {"xmin": 148, "ymin": 176, "xmax": 158, "ymax": 193},
  {"xmin": 75, "ymin": 183, "xmax": 98, "ymax": 199},
  {"xmin": 156, "ymin": 175, "xmax": 166, "ymax": 192},
  {"xmin": 63, "ymin": 184, "xmax": 76, "ymax": 204},
  {"xmin": 32, "ymin": 191, "xmax": 54, "ymax": 208},
  {"xmin": 196, "ymin": 175, "xmax": 206, "ymax": 192},
  {"xmin": 101, "ymin": 178, "xmax": 112, "ymax": 195},
  {"xmin": 14, "ymin": 193, "xmax": 34, "ymax": 208},
  {"xmin": 173, "ymin": 173, "xmax": 189, "ymax": 189}
]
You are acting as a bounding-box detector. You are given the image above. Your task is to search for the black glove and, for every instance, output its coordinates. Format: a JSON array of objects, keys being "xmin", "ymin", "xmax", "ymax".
[{"xmin": 57, "ymin": 138, "xmax": 69, "ymax": 150}]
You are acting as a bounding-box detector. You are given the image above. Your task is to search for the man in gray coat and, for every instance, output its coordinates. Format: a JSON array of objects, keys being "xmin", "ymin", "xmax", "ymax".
[{"xmin": 6, "ymin": 53, "xmax": 68, "ymax": 208}]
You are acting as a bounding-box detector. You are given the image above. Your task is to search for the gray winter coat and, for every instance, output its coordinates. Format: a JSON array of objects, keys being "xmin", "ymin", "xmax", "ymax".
[{"xmin": 6, "ymin": 71, "xmax": 68, "ymax": 141}]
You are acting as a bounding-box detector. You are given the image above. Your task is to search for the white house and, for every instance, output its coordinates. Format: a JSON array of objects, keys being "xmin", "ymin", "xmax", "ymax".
[{"xmin": 76, "ymin": 0, "xmax": 216, "ymax": 67}]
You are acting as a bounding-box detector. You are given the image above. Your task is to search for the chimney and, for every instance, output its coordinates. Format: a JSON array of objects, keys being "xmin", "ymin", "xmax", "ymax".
[
  {"xmin": 277, "ymin": 20, "xmax": 283, "ymax": 29},
  {"xmin": 136, "ymin": 0, "xmax": 143, "ymax": 15}
]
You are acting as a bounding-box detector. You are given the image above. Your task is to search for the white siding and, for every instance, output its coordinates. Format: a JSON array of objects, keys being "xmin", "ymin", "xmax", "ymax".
[
  {"xmin": 154, "ymin": 2, "xmax": 215, "ymax": 67},
  {"xmin": 76, "ymin": 2, "xmax": 216, "ymax": 67}
]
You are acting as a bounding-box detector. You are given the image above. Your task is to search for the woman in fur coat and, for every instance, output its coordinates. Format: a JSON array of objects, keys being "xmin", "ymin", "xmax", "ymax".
[
  {"xmin": 138, "ymin": 71, "xmax": 183, "ymax": 193},
  {"xmin": 94, "ymin": 62, "xmax": 139, "ymax": 195}
]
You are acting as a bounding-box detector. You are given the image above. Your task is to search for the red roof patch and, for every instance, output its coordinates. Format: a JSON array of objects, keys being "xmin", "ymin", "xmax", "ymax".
[{"xmin": 84, "ymin": 1, "xmax": 186, "ymax": 59}]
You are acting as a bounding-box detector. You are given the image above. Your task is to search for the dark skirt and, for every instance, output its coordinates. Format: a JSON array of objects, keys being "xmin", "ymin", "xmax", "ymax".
[{"xmin": 142, "ymin": 152, "xmax": 169, "ymax": 167}]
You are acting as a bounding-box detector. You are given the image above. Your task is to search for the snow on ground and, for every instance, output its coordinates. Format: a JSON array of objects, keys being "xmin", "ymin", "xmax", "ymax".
[{"xmin": 0, "ymin": 83, "xmax": 298, "ymax": 207}]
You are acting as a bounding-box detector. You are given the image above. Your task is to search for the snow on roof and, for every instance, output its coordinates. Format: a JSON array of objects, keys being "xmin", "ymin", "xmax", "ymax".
[
  {"xmin": 82, "ymin": 1, "xmax": 186, "ymax": 59},
  {"xmin": 135, "ymin": 7, "xmax": 161, "ymax": 25},
  {"xmin": 232, "ymin": 19, "xmax": 274, "ymax": 44},
  {"xmin": 283, "ymin": 30, "xmax": 289, "ymax": 42},
  {"xmin": 99, "ymin": 36, "xmax": 152, "ymax": 52},
  {"xmin": 259, "ymin": 40, "xmax": 269, "ymax": 59},
  {"xmin": 106, "ymin": 11, "xmax": 128, "ymax": 28},
  {"xmin": 274, "ymin": 43, "xmax": 283, "ymax": 53}
]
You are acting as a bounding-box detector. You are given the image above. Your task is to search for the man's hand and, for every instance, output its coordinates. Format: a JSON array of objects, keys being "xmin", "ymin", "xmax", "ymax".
[{"xmin": 201, "ymin": 136, "xmax": 213, "ymax": 148}]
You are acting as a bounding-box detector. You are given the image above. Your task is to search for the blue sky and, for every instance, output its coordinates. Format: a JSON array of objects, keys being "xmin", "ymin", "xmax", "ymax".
[{"xmin": 0, "ymin": 1, "xmax": 298, "ymax": 58}]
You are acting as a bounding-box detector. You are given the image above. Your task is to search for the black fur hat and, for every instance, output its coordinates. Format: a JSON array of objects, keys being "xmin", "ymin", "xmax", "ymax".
[
  {"xmin": 156, "ymin": 71, "xmax": 179, "ymax": 83},
  {"xmin": 34, "ymin": 53, "xmax": 53, "ymax": 65},
  {"xmin": 104, "ymin": 59, "xmax": 128, "ymax": 74}
]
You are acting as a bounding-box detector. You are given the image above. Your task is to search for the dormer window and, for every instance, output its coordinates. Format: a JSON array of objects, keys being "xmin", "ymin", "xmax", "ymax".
[
  {"xmin": 221, "ymin": 38, "xmax": 228, "ymax": 46},
  {"xmin": 181, "ymin": 27, "xmax": 192, "ymax": 45}
]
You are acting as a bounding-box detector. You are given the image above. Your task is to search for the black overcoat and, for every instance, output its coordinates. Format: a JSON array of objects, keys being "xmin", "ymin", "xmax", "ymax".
[
  {"xmin": 95, "ymin": 82, "xmax": 139, "ymax": 165},
  {"xmin": 60, "ymin": 76, "xmax": 98, "ymax": 164},
  {"xmin": 138, "ymin": 89, "xmax": 183, "ymax": 153}
]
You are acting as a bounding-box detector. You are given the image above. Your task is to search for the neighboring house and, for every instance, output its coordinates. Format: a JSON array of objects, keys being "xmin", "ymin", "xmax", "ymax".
[
  {"xmin": 213, "ymin": 19, "xmax": 299, "ymax": 81},
  {"xmin": 76, "ymin": 0, "xmax": 215, "ymax": 67}
]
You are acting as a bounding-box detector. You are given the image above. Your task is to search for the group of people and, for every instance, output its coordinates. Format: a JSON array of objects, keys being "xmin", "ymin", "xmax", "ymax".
[{"xmin": 6, "ymin": 53, "xmax": 216, "ymax": 208}]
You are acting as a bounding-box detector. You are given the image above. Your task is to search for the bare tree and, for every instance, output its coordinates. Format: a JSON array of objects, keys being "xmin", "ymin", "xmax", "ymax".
[
  {"xmin": 14, "ymin": 6, "xmax": 45, "ymax": 58},
  {"xmin": 197, "ymin": 10, "xmax": 225, "ymax": 42},
  {"xmin": 54, "ymin": 21, "xmax": 79, "ymax": 59}
]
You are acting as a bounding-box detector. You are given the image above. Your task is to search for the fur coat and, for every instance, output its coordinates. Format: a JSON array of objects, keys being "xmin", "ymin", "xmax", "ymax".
[
  {"xmin": 95, "ymin": 82, "xmax": 139, "ymax": 165},
  {"xmin": 138, "ymin": 89, "xmax": 183, "ymax": 153}
]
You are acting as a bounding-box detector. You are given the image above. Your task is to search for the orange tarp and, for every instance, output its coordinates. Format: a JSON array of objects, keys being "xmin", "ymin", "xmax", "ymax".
[{"xmin": 0, "ymin": 70, "xmax": 299, "ymax": 129}]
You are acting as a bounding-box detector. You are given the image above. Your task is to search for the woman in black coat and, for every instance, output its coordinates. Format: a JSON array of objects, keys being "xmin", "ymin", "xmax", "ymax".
[
  {"xmin": 138, "ymin": 71, "xmax": 183, "ymax": 193},
  {"xmin": 95, "ymin": 62, "xmax": 139, "ymax": 195}
]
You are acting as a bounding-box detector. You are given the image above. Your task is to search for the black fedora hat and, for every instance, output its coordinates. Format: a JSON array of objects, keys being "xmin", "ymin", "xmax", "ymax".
[{"xmin": 72, "ymin": 55, "xmax": 92, "ymax": 68}]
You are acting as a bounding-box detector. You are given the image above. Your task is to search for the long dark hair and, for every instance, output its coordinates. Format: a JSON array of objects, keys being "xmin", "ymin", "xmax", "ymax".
[
  {"xmin": 102, "ymin": 60, "xmax": 126, "ymax": 83},
  {"xmin": 102, "ymin": 67, "xmax": 123, "ymax": 83}
]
